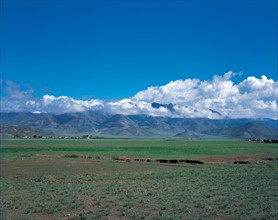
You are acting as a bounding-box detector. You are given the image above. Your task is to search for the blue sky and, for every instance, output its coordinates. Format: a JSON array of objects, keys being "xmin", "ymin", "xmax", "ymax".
[{"xmin": 1, "ymin": 0, "xmax": 277, "ymax": 100}]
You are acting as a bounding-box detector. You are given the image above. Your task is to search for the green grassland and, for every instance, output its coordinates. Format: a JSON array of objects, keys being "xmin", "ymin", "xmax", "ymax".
[
  {"xmin": 0, "ymin": 139, "xmax": 277, "ymax": 219},
  {"xmin": 1, "ymin": 139, "xmax": 278, "ymax": 159}
]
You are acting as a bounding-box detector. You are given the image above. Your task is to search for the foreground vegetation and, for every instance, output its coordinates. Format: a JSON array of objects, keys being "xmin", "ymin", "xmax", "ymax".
[{"xmin": 0, "ymin": 139, "xmax": 277, "ymax": 219}]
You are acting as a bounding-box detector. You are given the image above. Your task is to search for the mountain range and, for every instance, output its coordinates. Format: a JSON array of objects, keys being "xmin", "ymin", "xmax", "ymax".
[{"xmin": 0, "ymin": 111, "xmax": 277, "ymax": 139}]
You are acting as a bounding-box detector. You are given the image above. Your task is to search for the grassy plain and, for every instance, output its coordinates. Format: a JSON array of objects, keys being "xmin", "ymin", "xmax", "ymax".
[{"xmin": 0, "ymin": 139, "xmax": 277, "ymax": 219}]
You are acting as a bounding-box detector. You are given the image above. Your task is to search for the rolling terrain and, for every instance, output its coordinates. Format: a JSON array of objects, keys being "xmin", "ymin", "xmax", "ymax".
[{"xmin": 1, "ymin": 111, "xmax": 277, "ymax": 139}]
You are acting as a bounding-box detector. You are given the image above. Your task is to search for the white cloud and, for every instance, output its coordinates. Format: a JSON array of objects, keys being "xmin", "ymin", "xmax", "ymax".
[
  {"xmin": 131, "ymin": 72, "xmax": 277, "ymax": 119},
  {"xmin": 41, "ymin": 95, "xmax": 104, "ymax": 114},
  {"xmin": 105, "ymin": 99, "xmax": 173, "ymax": 117},
  {"xmin": 1, "ymin": 72, "xmax": 277, "ymax": 119}
]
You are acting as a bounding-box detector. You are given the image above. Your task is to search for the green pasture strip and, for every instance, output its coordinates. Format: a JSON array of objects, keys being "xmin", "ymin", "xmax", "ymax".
[{"xmin": 1, "ymin": 139, "xmax": 277, "ymax": 160}]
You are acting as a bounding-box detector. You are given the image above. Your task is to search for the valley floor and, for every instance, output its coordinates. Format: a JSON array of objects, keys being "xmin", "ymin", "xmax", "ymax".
[{"xmin": 0, "ymin": 139, "xmax": 277, "ymax": 219}]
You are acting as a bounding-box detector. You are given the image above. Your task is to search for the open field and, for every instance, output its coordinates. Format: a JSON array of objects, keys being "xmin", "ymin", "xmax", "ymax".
[{"xmin": 0, "ymin": 139, "xmax": 278, "ymax": 219}]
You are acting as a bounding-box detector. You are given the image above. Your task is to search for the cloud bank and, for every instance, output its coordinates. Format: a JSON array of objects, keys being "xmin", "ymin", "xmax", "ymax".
[{"xmin": 1, "ymin": 72, "xmax": 277, "ymax": 119}]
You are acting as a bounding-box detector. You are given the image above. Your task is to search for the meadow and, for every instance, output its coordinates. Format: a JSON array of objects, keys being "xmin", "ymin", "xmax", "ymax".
[{"xmin": 0, "ymin": 139, "xmax": 277, "ymax": 219}]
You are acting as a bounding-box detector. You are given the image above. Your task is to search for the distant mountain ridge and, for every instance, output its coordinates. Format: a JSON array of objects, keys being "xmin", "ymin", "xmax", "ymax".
[
  {"xmin": 0, "ymin": 111, "xmax": 277, "ymax": 139},
  {"xmin": 0, "ymin": 124, "xmax": 53, "ymax": 138},
  {"xmin": 224, "ymin": 122, "xmax": 278, "ymax": 139}
]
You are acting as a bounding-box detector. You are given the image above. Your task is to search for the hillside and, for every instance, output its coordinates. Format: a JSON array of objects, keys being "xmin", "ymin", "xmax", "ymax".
[
  {"xmin": 0, "ymin": 124, "xmax": 53, "ymax": 138},
  {"xmin": 224, "ymin": 123, "xmax": 278, "ymax": 139},
  {"xmin": 1, "ymin": 111, "xmax": 277, "ymax": 139}
]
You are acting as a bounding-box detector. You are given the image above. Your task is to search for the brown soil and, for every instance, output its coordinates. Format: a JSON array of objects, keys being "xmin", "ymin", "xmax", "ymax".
[
  {"xmin": 0, "ymin": 159, "xmax": 105, "ymax": 178},
  {"xmin": 113, "ymin": 156, "xmax": 204, "ymax": 164},
  {"xmin": 196, "ymin": 153, "xmax": 277, "ymax": 164},
  {"xmin": 32, "ymin": 153, "xmax": 278, "ymax": 165},
  {"xmin": 32, "ymin": 153, "xmax": 104, "ymax": 160},
  {"xmin": 114, "ymin": 154, "xmax": 278, "ymax": 165}
]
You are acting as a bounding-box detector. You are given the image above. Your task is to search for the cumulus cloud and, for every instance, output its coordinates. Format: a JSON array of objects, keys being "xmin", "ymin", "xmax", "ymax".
[
  {"xmin": 131, "ymin": 72, "xmax": 277, "ymax": 119},
  {"xmin": 41, "ymin": 95, "xmax": 104, "ymax": 114},
  {"xmin": 105, "ymin": 99, "xmax": 173, "ymax": 117},
  {"xmin": 1, "ymin": 72, "xmax": 277, "ymax": 119}
]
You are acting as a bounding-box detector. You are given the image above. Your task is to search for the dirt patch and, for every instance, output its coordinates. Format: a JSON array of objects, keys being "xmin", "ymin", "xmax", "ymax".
[
  {"xmin": 31, "ymin": 153, "xmax": 277, "ymax": 165},
  {"xmin": 155, "ymin": 159, "xmax": 204, "ymax": 165},
  {"xmin": 65, "ymin": 154, "xmax": 79, "ymax": 158},
  {"xmin": 0, "ymin": 159, "xmax": 107, "ymax": 179},
  {"xmin": 32, "ymin": 153, "xmax": 65, "ymax": 158},
  {"xmin": 233, "ymin": 161, "xmax": 251, "ymax": 164},
  {"xmin": 112, "ymin": 154, "xmax": 277, "ymax": 165},
  {"xmin": 113, "ymin": 156, "xmax": 204, "ymax": 165},
  {"xmin": 197, "ymin": 154, "xmax": 277, "ymax": 164},
  {"xmin": 33, "ymin": 154, "xmax": 205, "ymax": 165},
  {"xmin": 33, "ymin": 153, "xmax": 104, "ymax": 160},
  {"xmin": 262, "ymin": 157, "xmax": 277, "ymax": 161},
  {"xmin": 64, "ymin": 154, "xmax": 102, "ymax": 159},
  {"xmin": 113, "ymin": 156, "xmax": 152, "ymax": 163}
]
